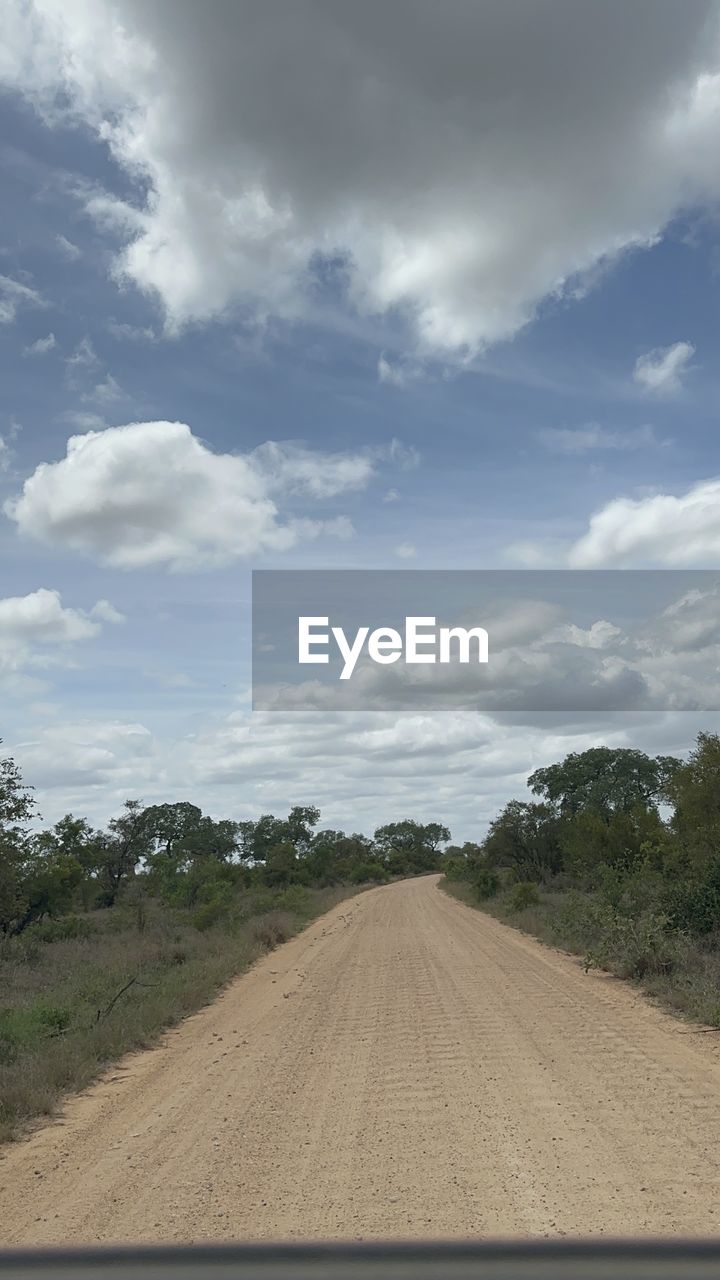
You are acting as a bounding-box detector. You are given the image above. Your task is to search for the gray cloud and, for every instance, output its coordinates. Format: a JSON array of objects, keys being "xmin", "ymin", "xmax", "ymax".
[{"xmin": 3, "ymin": 2, "xmax": 720, "ymax": 355}]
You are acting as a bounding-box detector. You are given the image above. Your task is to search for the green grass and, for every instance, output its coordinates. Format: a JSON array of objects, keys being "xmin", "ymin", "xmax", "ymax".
[
  {"xmin": 0, "ymin": 883, "xmax": 355, "ymax": 1144},
  {"xmin": 440, "ymin": 877, "xmax": 720, "ymax": 1030}
]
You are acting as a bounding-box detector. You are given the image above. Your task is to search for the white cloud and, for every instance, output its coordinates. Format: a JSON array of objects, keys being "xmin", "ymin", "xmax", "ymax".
[
  {"xmin": 0, "ymin": 705, "xmax": 542, "ymax": 833},
  {"xmin": 0, "ymin": 273, "xmax": 43, "ymax": 324},
  {"xmin": 4, "ymin": 421, "xmax": 375, "ymax": 571},
  {"xmin": 55, "ymin": 233, "xmax": 81, "ymax": 261},
  {"xmin": 61, "ymin": 410, "xmax": 109, "ymax": 432},
  {"xmin": 0, "ymin": 587, "xmax": 123, "ymax": 678},
  {"xmin": 250, "ymin": 440, "xmax": 375, "ymax": 499},
  {"xmin": 12, "ymin": 719, "xmax": 154, "ymax": 794},
  {"xmin": 378, "ymin": 354, "xmax": 423, "ymax": 388},
  {"xmin": 0, "ymin": 588, "xmax": 98, "ymax": 646},
  {"xmin": 89, "ymin": 599, "xmax": 125, "ymax": 624},
  {"xmin": 65, "ymin": 335, "xmax": 100, "ymax": 375},
  {"xmin": 633, "ymin": 341, "xmax": 695, "ymax": 395},
  {"xmin": 23, "ymin": 331, "xmax": 56, "ymax": 356},
  {"xmin": 106, "ymin": 319, "xmax": 155, "ymax": 341},
  {"xmin": 385, "ymin": 438, "xmax": 421, "ymax": 471},
  {"xmin": 3, "ymin": 4, "xmax": 720, "ymax": 355},
  {"xmin": 82, "ymin": 371, "xmax": 124, "ymax": 404},
  {"xmin": 538, "ymin": 423, "xmax": 660, "ymax": 454},
  {"xmin": 568, "ymin": 478, "xmax": 720, "ymax": 566},
  {"xmin": 394, "ymin": 541, "xmax": 417, "ymax": 559}
]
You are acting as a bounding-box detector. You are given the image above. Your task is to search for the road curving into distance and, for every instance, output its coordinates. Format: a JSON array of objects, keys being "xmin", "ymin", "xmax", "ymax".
[{"xmin": 1, "ymin": 874, "xmax": 720, "ymax": 1245}]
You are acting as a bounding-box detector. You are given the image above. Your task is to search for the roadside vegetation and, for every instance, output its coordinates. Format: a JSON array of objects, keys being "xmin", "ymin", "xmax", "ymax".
[
  {"xmin": 441, "ymin": 733, "xmax": 720, "ymax": 1028},
  {"xmin": 0, "ymin": 742, "xmax": 448, "ymax": 1141}
]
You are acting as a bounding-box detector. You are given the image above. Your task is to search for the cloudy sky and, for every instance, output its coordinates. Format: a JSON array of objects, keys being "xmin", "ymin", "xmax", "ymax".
[{"xmin": 1, "ymin": 0, "xmax": 720, "ymax": 840}]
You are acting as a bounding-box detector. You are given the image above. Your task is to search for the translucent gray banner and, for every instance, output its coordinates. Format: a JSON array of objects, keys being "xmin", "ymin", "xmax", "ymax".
[{"xmin": 252, "ymin": 570, "xmax": 720, "ymax": 713}]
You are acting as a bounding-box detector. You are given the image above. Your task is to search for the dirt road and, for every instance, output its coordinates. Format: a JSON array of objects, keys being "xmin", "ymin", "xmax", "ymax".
[{"xmin": 2, "ymin": 875, "xmax": 720, "ymax": 1244}]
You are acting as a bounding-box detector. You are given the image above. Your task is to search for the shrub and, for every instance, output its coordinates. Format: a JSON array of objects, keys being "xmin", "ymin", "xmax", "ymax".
[
  {"xmin": 584, "ymin": 910, "xmax": 681, "ymax": 980},
  {"xmin": 251, "ymin": 911, "xmax": 294, "ymax": 951},
  {"xmin": 508, "ymin": 881, "xmax": 540, "ymax": 911},
  {"xmin": 475, "ymin": 866, "xmax": 500, "ymax": 900},
  {"xmin": 274, "ymin": 884, "xmax": 312, "ymax": 914},
  {"xmin": 25, "ymin": 916, "xmax": 95, "ymax": 944},
  {"xmin": 443, "ymin": 856, "xmax": 469, "ymax": 882},
  {"xmin": 663, "ymin": 870, "xmax": 720, "ymax": 936},
  {"xmin": 0, "ymin": 1001, "xmax": 73, "ymax": 1065},
  {"xmin": 242, "ymin": 887, "xmax": 278, "ymax": 916},
  {"xmin": 349, "ymin": 862, "xmax": 386, "ymax": 884},
  {"xmin": 190, "ymin": 898, "xmax": 226, "ymax": 932}
]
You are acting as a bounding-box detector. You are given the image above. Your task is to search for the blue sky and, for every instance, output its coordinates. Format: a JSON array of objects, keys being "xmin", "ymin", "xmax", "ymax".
[{"xmin": 1, "ymin": 1, "xmax": 720, "ymax": 840}]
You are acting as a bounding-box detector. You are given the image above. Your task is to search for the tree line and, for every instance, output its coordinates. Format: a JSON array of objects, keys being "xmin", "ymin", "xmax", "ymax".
[
  {"xmin": 445, "ymin": 733, "xmax": 720, "ymax": 941},
  {"xmin": 0, "ymin": 743, "xmax": 450, "ymax": 937}
]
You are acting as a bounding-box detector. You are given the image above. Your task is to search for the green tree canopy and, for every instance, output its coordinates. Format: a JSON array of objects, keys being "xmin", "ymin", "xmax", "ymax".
[{"xmin": 528, "ymin": 747, "xmax": 680, "ymax": 820}]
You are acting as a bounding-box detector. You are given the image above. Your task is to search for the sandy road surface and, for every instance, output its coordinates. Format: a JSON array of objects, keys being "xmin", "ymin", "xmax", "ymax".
[{"xmin": 2, "ymin": 875, "xmax": 720, "ymax": 1245}]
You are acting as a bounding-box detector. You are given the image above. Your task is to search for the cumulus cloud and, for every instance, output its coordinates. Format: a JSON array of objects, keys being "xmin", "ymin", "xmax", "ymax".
[
  {"xmin": 89, "ymin": 599, "xmax": 125, "ymax": 624},
  {"xmin": 633, "ymin": 341, "xmax": 695, "ymax": 395},
  {"xmin": 3, "ymin": 3, "xmax": 720, "ymax": 355},
  {"xmin": 567, "ymin": 477, "xmax": 720, "ymax": 566},
  {"xmin": 0, "ymin": 587, "xmax": 124, "ymax": 677},
  {"xmin": 4, "ymin": 421, "xmax": 381, "ymax": 570}
]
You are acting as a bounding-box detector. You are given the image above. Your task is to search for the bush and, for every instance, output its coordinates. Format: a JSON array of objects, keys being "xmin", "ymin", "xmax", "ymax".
[
  {"xmin": 190, "ymin": 898, "xmax": 226, "ymax": 932},
  {"xmin": 274, "ymin": 884, "xmax": 312, "ymax": 914},
  {"xmin": 25, "ymin": 916, "xmax": 95, "ymax": 944},
  {"xmin": 475, "ymin": 866, "xmax": 500, "ymax": 900},
  {"xmin": 443, "ymin": 856, "xmax": 469, "ymax": 882},
  {"xmin": 242, "ymin": 887, "xmax": 278, "ymax": 916},
  {"xmin": 508, "ymin": 881, "xmax": 540, "ymax": 911},
  {"xmin": 251, "ymin": 911, "xmax": 294, "ymax": 951},
  {"xmin": 663, "ymin": 869, "xmax": 720, "ymax": 936},
  {"xmin": 349, "ymin": 862, "xmax": 387, "ymax": 884},
  {"xmin": 584, "ymin": 910, "xmax": 681, "ymax": 980},
  {"xmin": 0, "ymin": 1001, "xmax": 73, "ymax": 1065}
]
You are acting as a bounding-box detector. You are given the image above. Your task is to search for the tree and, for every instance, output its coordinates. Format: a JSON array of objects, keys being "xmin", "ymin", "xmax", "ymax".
[
  {"xmin": 141, "ymin": 802, "xmax": 203, "ymax": 858},
  {"xmin": 21, "ymin": 834, "xmax": 84, "ymax": 924},
  {"xmin": 97, "ymin": 800, "xmax": 154, "ymax": 906},
  {"xmin": 528, "ymin": 747, "xmax": 680, "ymax": 821},
  {"xmin": 236, "ymin": 806, "xmax": 321, "ymax": 865},
  {"xmin": 664, "ymin": 732, "xmax": 720, "ymax": 878},
  {"xmin": 482, "ymin": 800, "xmax": 562, "ymax": 881},
  {"xmin": 142, "ymin": 803, "xmax": 239, "ymax": 868},
  {"xmin": 263, "ymin": 840, "xmax": 298, "ymax": 887},
  {"xmin": 441, "ymin": 842, "xmax": 483, "ymax": 881},
  {"xmin": 285, "ymin": 805, "xmax": 321, "ymax": 854},
  {"xmin": 0, "ymin": 747, "xmax": 36, "ymax": 934},
  {"xmin": 305, "ymin": 829, "xmax": 373, "ymax": 884},
  {"xmin": 373, "ymin": 819, "xmax": 450, "ymax": 874},
  {"xmin": 558, "ymin": 804, "xmax": 668, "ymax": 885}
]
